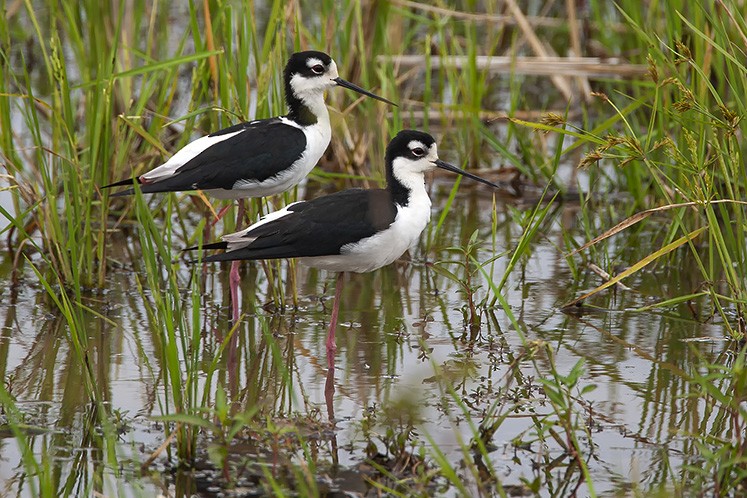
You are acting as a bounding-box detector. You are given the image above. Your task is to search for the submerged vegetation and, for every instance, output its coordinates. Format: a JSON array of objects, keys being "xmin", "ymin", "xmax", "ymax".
[{"xmin": 1, "ymin": 0, "xmax": 746, "ymax": 496}]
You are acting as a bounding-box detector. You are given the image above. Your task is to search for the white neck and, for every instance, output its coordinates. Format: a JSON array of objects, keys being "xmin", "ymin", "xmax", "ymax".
[{"xmin": 391, "ymin": 158, "xmax": 432, "ymax": 210}]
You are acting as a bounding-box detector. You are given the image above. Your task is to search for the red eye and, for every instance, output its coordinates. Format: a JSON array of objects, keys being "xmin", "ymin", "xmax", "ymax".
[{"xmin": 412, "ymin": 147, "xmax": 425, "ymax": 157}]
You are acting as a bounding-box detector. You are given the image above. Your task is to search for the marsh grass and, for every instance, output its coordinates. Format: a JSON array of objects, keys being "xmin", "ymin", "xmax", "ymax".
[
  {"xmin": 546, "ymin": 6, "xmax": 746, "ymax": 327},
  {"xmin": 2, "ymin": 0, "xmax": 747, "ymax": 496}
]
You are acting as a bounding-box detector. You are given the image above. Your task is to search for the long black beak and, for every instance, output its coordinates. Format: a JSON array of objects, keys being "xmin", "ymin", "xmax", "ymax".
[
  {"xmin": 435, "ymin": 159, "xmax": 501, "ymax": 189},
  {"xmin": 333, "ymin": 77, "xmax": 397, "ymax": 106}
]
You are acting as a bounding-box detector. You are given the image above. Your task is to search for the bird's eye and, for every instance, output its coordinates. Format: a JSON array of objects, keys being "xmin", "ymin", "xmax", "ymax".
[
  {"xmin": 411, "ymin": 147, "xmax": 425, "ymax": 157},
  {"xmin": 311, "ymin": 64, "xmax": 324, "ymax": 75}
]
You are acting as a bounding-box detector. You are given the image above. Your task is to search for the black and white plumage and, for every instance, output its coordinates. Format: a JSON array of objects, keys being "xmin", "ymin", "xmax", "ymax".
[
  {"xmin": 191, "ymin": 129, "xmax": 500, "ymax": 369},
  {"xmin": 103, "ymin": 51, "xmax": 395, "ymax": 198},
  {"xmin": 200, "ymin": 187, "xmax": 401, "ymax": 271}
]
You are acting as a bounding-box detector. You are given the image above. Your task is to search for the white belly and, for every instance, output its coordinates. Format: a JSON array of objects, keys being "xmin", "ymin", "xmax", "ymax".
[{"xmin": 300, "ymin": 200, "xmax": 431, "ymax": 273}]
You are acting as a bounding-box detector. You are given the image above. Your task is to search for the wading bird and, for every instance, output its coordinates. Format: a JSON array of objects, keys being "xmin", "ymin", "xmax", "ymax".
[
  {"xmin": 190, "ymin": 129, "xmax": 500, "ymax": 370},
  {"xmin": 104, "ymin": 50, "xmax": 395, "ymax": 318}
]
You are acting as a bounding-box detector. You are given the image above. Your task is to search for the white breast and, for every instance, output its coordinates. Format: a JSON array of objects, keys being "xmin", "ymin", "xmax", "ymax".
[{"xmin": 300, "ymin": 189, "xmax": 432, "ymax": 273}]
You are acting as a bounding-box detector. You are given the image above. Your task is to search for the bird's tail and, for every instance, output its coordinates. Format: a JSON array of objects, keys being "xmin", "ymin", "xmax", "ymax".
[
  {"xmin": 101, "ymin": 178, "xmax": 139, "ymax": 196},
  {"xmin": 183, "ymin": 241, "xmax": 230, "ymax": 264},
  {"xmin": 200, "ymin": 251, "xmax": 245, "ymax": 263},
  {"xmin": 108, "ymin": 187, "xmax": 136, "ymax": 197},
  {"xmin": 184, "ymin": 241, "xmax": 228, "ymax": 252}
]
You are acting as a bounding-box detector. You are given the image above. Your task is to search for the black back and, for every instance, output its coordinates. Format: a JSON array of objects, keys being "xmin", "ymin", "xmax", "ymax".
[
  {"xmin": 140, "ymin": 117, "xmax": 306, "ymax": 194},
  {"xmin": 204, "ymin": 188, "xmax": 398, "ymax": 262},
  {"xmin": 105, "ymin": 51, "xmax": 334, "ymax": 194}
]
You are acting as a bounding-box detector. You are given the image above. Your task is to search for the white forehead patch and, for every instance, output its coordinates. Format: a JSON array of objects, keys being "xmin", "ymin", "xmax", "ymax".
[{"xmin": 306, "ymin": 57, "xmax": 324, "ymax": 68}]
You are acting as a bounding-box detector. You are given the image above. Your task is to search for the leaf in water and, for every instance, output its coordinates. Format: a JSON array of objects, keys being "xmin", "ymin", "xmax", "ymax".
[
  {"xmin": 580, "ymin": 384, "xmax": 597, "ymax": 395},
  {"xmin": 538, "ymin": 379, "xmax": 566, "ymax": 409},
  {"xmin": 562, "ymin": 226, "xmax": 707, "ymax": 308},
  {"xmin": 567, "ymin": 200, "xmax": 747, "ymax": 257},
  {"xmin": 207, "ymin": 443, "xmax": 228, "ymax": 470},
  {"xmin": 430, "ymin": 263, "xmax": 462, "ymax": 284},
  {"xmin": 563, "ymin": 359, "xmax": 586, "ymax": 387},
  {"xmin": 153, "ymin": 413, "xmax": 217, "ymax": 431},
  {"xmin": 566, "ymin": 208, "xmax": 657, "ymax": 257},
  {"xmin": 215, "ymin": 384, "xmax": 228, "ymax": 424}
]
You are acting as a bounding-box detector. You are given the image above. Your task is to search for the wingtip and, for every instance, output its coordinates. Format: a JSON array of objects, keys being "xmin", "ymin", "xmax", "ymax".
[
  {"xmin": 108, "ymin": 188, "xmax": 136, "ymax": 197},
  {"xmin": 101, "ymin": 178, "xmax": 138, "ymax": 189},
  {"xmin": 185, "ymin": 253, "xmax": 233, "ymax": 264},
  {"xmin": 183, "ymin": 241, "xmax": 228, "ymax": 252},
  {"xmin": 182, "ymin": 241, "xmax": 229, "ymax": 265}
]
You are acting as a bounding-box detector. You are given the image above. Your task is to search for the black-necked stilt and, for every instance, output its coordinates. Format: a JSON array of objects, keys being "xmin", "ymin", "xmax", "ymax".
[
  {"xmin": 104, "ymin": 50, "xmax": 395, "ymax": 322},
  {"xmin": 189, "ymin": 129, "xmax": 500, "ymax": 369},
  {"xmin": 103, "ymin": 50, "xmax": 395, "ymax": 199}
]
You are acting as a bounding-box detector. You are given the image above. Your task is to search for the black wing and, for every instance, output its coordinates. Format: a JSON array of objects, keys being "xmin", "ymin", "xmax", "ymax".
[
  {"xmin": 139, "ymin": 118, "xmax": 307, "ymax": 194},
  {"xmin": 203, "ymin": 188, "xmax": 398, "ymax": 262}
]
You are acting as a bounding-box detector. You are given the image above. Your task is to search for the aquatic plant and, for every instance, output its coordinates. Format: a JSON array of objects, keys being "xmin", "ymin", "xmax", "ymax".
[{"xmin": 1, "ymin": 0, "xmax": 746, "ymax": 496}]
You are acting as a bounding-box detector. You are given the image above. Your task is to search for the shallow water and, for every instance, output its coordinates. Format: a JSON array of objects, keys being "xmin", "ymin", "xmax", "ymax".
[{"xmin": 0, "ymin": 179, "xmax": 732, "ymax": 496}]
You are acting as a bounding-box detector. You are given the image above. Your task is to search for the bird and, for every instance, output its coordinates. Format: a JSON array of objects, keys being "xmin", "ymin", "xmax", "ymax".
[
  {"xmin": 103, "ymin": 50, "xmax": 395, "ymax": 321},
  {"xmin": 102, "ymin": 50, "xmax": 395, "ymax": 199},
  {"xmin": 187, "ymin": 129, "xmax": 501, "ymax": 370}
]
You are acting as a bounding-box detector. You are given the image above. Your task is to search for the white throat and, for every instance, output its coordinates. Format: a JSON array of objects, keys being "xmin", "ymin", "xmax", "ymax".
[{"xmin": 391, "ymin": 157, "xmax": 430, "ymax": 203}]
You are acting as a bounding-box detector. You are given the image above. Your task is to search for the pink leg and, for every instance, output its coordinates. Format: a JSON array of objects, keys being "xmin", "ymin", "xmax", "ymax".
[
  {"xmin": 230, "ymin": 260, "xmax": 241, "ymax": 323},
  {"xmin": 325, "ymin": 366, "xmax": 336, "ymax": 423},
  {"xmin": 326, "ymin": 272, "xmax": 345, "ymax": 370},
  {"xmin": 230, "ymin": 200, "xmax": 246, "ymax": 323}
]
